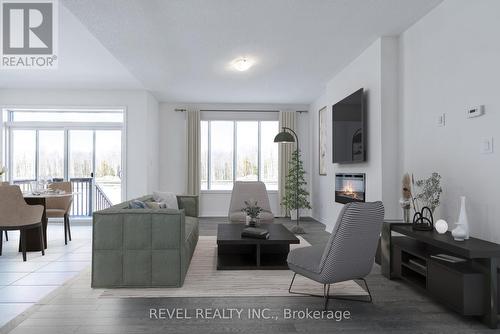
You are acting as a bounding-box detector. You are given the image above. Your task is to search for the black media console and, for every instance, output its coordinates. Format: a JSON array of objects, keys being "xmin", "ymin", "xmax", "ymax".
[{"xmin": 379, "ymin": 222, "xmax": 500, "ymax": 329}]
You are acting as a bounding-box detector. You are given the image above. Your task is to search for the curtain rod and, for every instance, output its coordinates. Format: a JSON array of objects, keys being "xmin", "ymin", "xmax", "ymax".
[{"xmin": 174, "ymin": 108, "xmax": 307, "ymax": 113}]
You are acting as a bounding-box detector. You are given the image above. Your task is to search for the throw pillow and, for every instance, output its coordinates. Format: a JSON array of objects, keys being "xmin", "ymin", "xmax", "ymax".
[
  {"xmin": 153, "ymin": 191, "xmax": 179, "ymax": 210},
  {"xmin": 146, "ymin": 201, "xmax": 160, "ymax": 209},
  {"xmin": 128, "ymin": 200, "xmax": 148, "ymax": 209}
]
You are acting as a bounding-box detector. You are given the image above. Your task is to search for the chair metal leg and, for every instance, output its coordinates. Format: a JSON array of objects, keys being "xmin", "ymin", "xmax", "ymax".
[
  {"xmin": 323, "ymin": 284, "xmax": 330, "ymax": 310},
  {"xmin": 361, "ymin": 278, "xmax": 373, "ymax": 303},
  {"xmin": 64, "ymin": 216, "xmax": 68, "ymax": 245},
  {"xmin": 4, "ymin": 231, "xmax": 8, "ymax": 241},
  {"xmin": 39, "ymin": 225, "xmax": 45, "ymax": 256},
  {"xmin": 288, "ymin": 273, "xmax": 297, "ymax": 293},
  {"xmin": 324, "ymin": 278, "xmax": 373, "ymax": 304},
  {"xmin": 20, "ymin": 230, "xmax": 27, "ymax": 262},
  {"xmin": 66, "ymin": 214, "xmax": 72, "ymax": 241},
  {"xmin": 288, "ymin": 273, "xmax": 373, "ymax": 310}
]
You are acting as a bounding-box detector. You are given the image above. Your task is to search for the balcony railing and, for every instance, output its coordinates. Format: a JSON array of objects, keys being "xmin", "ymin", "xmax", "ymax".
[
  {"xmin": 71, "ymin": 178, "xmax": 93, "ymax": 216},
  {"xmin": 13, "ymin": 178, "xmax": 114, "ymax": 217},
  {"xmin": 95, "ymin": 183, "xmax": 113, "ymax": 212}
]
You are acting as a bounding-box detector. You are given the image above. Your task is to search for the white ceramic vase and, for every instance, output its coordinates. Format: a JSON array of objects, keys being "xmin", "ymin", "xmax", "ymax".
[
  {"xmin": 457, "ymin": 196, "xmax": 470, "ymax": 240},
  {"xmin": 452, "ymin": 224, "xmax": 467, "ymax": 241},
  {"xmin": 290, "ymin": 210, "xmax": 298, "ymax": 221}
]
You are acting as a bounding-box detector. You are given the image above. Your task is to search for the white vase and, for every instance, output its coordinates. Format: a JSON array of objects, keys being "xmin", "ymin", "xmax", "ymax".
[
  {"xmin": 290, "ymin": 210, "xmax": 298, "ymax": 221},
  {"xmin": 457, "ymin": 196, "xmax": 470, "ymax": 240},
  {"xmin": 452, "ymin": 224, "xmax": 467, "ymax": 241}
]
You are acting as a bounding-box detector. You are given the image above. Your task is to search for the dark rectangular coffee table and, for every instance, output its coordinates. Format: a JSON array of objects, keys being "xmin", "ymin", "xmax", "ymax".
[{"xmin": 217, "ymin": 223, "xmax": 300, "ymax": 270}]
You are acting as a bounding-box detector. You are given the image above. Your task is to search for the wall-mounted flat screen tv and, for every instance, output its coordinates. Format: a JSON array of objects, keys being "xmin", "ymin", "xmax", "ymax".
[{"xmin": 332, "ymin": 88, "xmax": 365, "ymax": 163}]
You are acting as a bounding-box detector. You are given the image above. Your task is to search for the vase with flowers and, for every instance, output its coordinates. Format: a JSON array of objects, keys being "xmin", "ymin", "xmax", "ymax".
[
  {"xmin": 242, "ymin": 200, "xmax": 263, "ymax": 227},
  {"xmin": 400, "ymin": 172, "xmax": 443, "ymax": 231}
]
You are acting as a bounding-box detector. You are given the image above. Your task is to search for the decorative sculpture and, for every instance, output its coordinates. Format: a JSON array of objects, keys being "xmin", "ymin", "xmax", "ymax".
[{"xmin": 412, "ymin": 206, "xmax": 434, "ymax": 231}]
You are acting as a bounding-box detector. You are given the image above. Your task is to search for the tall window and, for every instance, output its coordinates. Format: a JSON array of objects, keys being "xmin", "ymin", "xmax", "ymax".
[{"xmin": 201, "ymin": 120, "xmax": 279, "ymax": 190}]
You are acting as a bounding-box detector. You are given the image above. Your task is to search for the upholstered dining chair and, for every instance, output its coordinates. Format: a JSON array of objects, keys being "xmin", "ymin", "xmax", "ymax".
[
  {"xmin": 228, "ymin": 181, "xmax": 274, "ymax": 223},
  {"xmin": 46, "ymin": 182, "xmax": 73, "ymax": 245},
  {"xmin": 1, "ymin": 181, "xmax": 9, "ymax": 241},
  {"xmin": 287, "ymin": 201, "xmax": 384, "ymax": 310},
  {"xmin": 0, "ymin": 185, "xmax": 45, "ymax": 261}
]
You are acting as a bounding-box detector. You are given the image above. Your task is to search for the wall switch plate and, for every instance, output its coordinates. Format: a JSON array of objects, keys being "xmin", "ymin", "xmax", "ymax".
[
  {"xmin": 481, "ymin": 137, "xmax": 493, "ymax": 154},
  {"xmin": 437, "ymin": 113, "xmax": 446, "ymax": 127},
  {"xmin": 467, "ymin": 105, "xmax": 485, "ymax": 119}
]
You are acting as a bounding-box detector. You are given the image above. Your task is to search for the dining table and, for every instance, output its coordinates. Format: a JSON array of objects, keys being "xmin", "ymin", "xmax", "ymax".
[{"xmin": 21, "ymin": 192, "xmax": 74, "ymax": 252}]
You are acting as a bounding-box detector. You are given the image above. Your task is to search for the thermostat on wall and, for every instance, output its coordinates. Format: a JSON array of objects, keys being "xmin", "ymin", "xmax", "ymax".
[{"xmin": 467, "ymin": 105, "xmax": 485, "ymax": 119}]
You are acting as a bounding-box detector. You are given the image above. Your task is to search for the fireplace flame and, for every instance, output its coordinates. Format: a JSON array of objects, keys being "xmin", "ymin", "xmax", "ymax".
[
  {"xmin": 342, "ymin": 181, "xmax": 358, "ymax": 199},
  {"xmin": 343, "ymin": 182, "xmax": 354, "ymax": 194}
]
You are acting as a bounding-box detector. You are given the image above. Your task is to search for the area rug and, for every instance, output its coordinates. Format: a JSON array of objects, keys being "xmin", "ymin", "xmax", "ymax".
[{"xmin": 102, "ymin": 236, "xmax": 367, "ymax": 298}]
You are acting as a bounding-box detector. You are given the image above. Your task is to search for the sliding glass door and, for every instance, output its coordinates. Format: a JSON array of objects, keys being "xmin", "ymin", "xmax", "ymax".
[
  {"xmin": 11, "ymin": 130, "xmax": 36, "ymax": 182},
  {"xmin": 39, "ymin": 130, "xmax": 65, "ymax": 180},
  {"xmin": 10, "ymin": 127, "xmax": 123, "ymax": 216}
]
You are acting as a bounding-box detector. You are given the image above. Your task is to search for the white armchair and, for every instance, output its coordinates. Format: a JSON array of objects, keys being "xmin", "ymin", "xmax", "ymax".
[{"xmin": 228, "ymin": 181, "xmax": 274, "ymax": 223}]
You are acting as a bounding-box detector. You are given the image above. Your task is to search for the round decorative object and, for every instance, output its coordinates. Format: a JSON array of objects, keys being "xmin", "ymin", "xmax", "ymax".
[{"xmin": 435, "ymin": 219, "xmax": 448, "ymax": 234}]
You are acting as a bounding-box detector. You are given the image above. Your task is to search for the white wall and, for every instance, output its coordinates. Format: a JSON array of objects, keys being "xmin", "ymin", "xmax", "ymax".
[
  {"xmin": 400, "ymin": 0, "xmax": 500, "ymax": 242},
  {"xmin": 146, "ymin": 93, "xmax": 160, "ymax": 193},
  {"xmin": 309, "ymin": 37, "xmax": 400, "ymax": 232},
  {"xmin": 0, "ymin": 89, "xmax": 160, "ymax": 200},
  {"xmin": 158, "ymin": 103, "xmax": 310, "ymax": 217}
]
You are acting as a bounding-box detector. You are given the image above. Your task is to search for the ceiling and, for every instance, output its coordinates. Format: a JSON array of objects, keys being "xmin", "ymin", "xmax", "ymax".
[
  {"xmin": 2, "ymin": 0, "xmax": 443, "ymax": 104},
  {"xmin": 0, "ymin": 4, "xmax": 142, "ymax": 90}
]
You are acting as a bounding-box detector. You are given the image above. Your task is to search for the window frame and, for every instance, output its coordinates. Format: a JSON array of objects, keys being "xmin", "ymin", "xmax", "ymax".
[{"xmin": 201, "ymin": 120, "xmax": 278, "ymax": 192}]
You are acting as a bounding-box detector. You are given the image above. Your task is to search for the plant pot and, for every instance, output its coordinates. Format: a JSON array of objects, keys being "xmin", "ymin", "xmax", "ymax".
[
  {"xmin": 246, "ymin": 216, "xmax": 258, "ymax": 227},
  {"xmin": 290, "ymin": 210, "xmax": 298, "ymax": 221}
]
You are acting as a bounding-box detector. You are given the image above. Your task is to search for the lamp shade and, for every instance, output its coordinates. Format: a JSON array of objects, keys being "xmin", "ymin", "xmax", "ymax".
[{"xmin": 274, "ymin": 131, "xmax": 295, "ymax": 143}]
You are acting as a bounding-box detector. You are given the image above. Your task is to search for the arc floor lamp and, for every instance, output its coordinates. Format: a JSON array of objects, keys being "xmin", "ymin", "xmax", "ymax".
[{"xmin": 274, "ymin": 127, "xmax": 305, "ymax": 234}]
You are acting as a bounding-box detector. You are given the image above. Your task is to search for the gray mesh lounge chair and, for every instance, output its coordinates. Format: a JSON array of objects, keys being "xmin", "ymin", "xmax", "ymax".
[{"xmin": 287, "ymin": 201, "xmax": 384, "ymax": 309}]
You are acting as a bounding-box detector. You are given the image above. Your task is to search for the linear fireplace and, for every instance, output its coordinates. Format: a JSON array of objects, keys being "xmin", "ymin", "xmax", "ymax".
[{"xmin": 335, "ymin": 173, "xmax": 366, "ymax": 204}]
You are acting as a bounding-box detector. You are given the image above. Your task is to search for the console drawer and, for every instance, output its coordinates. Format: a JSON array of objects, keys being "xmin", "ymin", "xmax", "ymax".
[{"xmin": 427, "ymin": 259, "xmax": 484, "ymax": 316}]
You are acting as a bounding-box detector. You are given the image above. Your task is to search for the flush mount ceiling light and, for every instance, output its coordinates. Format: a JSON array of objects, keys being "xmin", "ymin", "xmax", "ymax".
[{"xmin": 231, "ymin": 57, "xmax": 254, "ymax": 71}]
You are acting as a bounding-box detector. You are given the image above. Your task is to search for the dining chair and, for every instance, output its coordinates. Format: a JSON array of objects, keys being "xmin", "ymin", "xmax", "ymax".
[
  {"xmin": 287, "ymin": 201, "xmax": 384, "ymax": 310},
  {"xmin": 0, "ymin": 185, "xmax": 45, "ymax": 261},
  {"xmin": 1, "ymin": 182, "xmax": 9, "ymax": 242},
  {"xmin": 46, "ymin": 182, "xmax": 73, "ymax": 245}
]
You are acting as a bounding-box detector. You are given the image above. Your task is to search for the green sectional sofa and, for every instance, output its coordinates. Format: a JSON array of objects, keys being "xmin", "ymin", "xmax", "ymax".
[{"xmin": 91, "ymin": 195, "xmax": 199, "ymax": 288}]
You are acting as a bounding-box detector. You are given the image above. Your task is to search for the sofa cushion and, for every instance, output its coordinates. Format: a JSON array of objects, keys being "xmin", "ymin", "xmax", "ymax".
[{"xmin": 153, "ymin": 191, "xmax": 179, "ymax": 210}]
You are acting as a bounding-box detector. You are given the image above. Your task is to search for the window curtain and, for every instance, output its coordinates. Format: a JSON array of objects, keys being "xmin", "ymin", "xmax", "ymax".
[
  {"xmin": 186, "ymin": 109, "xmax": 201, "ymax": 195},
  {"xmin": 278, "ymin": 111, "xmax": 297, "ymax": 217}
]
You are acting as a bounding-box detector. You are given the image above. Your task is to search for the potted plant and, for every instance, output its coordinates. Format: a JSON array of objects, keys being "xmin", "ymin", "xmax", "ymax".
[
  {"xmin": 281, "ymin": 149, "xmax": 311, "ymax": 220},
  {"xmin": 242, "ymin": 200, "xmax": 263, "ymax": 227},
  {"xmin": 413, "ymin": 172, "xmax": 442, "ymax": 214}
]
